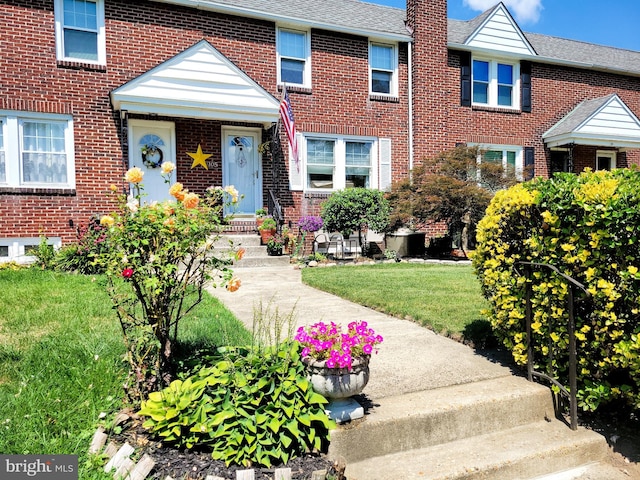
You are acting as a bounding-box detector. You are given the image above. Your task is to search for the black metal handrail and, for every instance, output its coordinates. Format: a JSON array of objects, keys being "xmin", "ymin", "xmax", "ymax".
[
  {"xmin": 515, "ymin": 261, "xmax": 590, "ymax": 430},
  {"xmin": 268, "ymin": 189, "xmax": 284, "ymax": 233}
]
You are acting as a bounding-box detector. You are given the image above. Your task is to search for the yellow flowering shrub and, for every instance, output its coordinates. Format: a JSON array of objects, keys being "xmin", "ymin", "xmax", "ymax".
[{"xmin": 473, "ymin": 168, "xmax": 640, "ymax": 412}]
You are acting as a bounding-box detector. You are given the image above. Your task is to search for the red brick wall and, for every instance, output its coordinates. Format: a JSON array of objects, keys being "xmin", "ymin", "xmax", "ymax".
[
  {"xmin": 3, "ymin": 0, "xmax": 639, "ymax": 248},
  {"xmin": 412, "ymin": 49, "xmax": 640, "ymax": 175},
  {"xmin": 0, "ymin": 0, "xmax": 409, "ymax": 244}
]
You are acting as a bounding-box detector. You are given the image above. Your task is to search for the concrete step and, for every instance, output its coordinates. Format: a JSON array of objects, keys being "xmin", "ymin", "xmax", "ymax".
[
  {"xmin": 214, "ymin": 234, "xmax": 292, "ymax": 267},
  {"xmin": 329, "ymin": 376, "xmax": 612, "ymax": 480},
  {"xmin": 234, "ymin": 255, "xmax": 291, "ymax": 267},
  {"xmin": 215, "ymin": 234, "xmax": 262, "ymax": 248},
  {"xmin": 344, "ymin": 420, "xmax": 607, "ymax": 480},
  {"xmin": 329, "ymin": 376, "xmax": 556, "ymax": 463}
]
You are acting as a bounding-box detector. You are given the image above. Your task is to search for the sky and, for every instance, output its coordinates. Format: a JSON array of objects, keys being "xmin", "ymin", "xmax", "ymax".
[{"xmin": 368, "ymin": 0, "xmax": 640, "ymax": 52}]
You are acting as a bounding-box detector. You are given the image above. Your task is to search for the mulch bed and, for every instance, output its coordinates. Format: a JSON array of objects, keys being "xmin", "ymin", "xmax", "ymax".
[{"xmin": 109, "ymin": 413, "xmax": 336, "ymax": 480}]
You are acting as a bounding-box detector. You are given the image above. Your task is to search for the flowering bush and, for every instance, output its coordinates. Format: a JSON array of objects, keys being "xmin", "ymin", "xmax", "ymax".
[
  {"xmin": 473, "ymin": 169, "xmax": 640, "ymax": 412},
  {"xmin": 98, "ymin": 162, "xmax": 243, "ymax": 403},
  {"xmin": 295, "ymin": 320, "xmax": 383, "ymax": 370},
  {"xmin": 298, "ymin": 215, "xmax": 324, "ymax": 233},
  {"xmin": 53, "ymin": 215, "xmax": 110, "ymax": 274}
]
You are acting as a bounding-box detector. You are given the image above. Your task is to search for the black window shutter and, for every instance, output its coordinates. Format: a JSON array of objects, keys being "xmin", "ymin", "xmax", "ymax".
[
  {"xmin": 460, "ymin": 51, "xmax": 471, "ymax": 107},
  {"xmin": 524, "ymin": 146, "xmax": 535, "ymax": 180},
  {"xmin": 521, "ymin": 61, "xmax": 531, "ymax": 113}
]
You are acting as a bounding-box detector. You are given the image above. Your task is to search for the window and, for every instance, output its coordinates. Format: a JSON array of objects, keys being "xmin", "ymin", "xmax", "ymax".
[
  {"xmin": 475, "ymin": 145, "xmax": 523, "ymax": 183},
  {"xmin": 0, "ymin": 237, "xmax": 61, "ymax": 263},
  {"xmin": 370, "ymin": 43, "xmax": 397, "ymax": 96},
  {"xmin": 307, "ymin": 139, "xmax": 335, "ymax": 189},
  {"xmin": 55, "ymin": 0, "xmax": 105, "ymax": 64},
  {"xmin": 277, "ymin": 28, "xmax": 310, "ymax": 88},
  {"xmin": 472, "ymin": 58, "xmax": 519, "ymax": 108},
  {"xmin": 305, "ymin": 137, "xmax": 375, "ymax": 190},
  {"xmin": 596, "ymin": 151, "xmax": 616, "ymax": 171},
  {"xmin": 0, "ymin": 112, "xmax": 75, "ymax": 189},
  {"xmin": 346, "ymin": 142, "xmax": 371, "ymax": 188}
]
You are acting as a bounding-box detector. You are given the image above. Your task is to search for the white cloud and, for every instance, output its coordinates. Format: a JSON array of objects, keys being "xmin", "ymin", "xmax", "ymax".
[{"xmin": 463, "ymin": 0, "xmax": 543, "ymax": 24}]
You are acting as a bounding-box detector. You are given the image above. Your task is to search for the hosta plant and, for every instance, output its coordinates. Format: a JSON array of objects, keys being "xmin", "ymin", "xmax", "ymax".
[{"xmin": 138, "ymin": 342, "xmax": 334, "ymax": 468}]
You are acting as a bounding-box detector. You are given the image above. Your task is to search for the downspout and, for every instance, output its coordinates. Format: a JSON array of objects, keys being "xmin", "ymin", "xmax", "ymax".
[{"xmin": 408, "ymin": 39, "xmax": 414, "ymax": 179}]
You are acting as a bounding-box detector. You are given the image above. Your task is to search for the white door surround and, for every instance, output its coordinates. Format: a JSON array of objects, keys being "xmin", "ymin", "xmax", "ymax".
[
  {"xmin": 222, "ymin": 126, "xmax": 262, "ymax": 215},
  {"xmin": 128, "ymin": 119, "xmax": 176, "ymax": 202}
]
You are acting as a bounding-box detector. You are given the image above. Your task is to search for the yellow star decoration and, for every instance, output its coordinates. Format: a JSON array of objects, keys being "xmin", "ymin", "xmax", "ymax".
[{"xmin": 187, "ymin": 144, "xmax": 212, "ymax": 170}]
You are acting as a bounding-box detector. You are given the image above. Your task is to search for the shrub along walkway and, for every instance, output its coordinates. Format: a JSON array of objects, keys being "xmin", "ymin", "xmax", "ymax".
[{"xmin": 208, "ymin": 265, "xmax": 634, "ymax": 480}]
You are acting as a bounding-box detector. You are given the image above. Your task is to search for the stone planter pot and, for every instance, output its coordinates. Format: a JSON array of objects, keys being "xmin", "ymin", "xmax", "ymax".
[{"xmin": 303, "ymin": 356, "xmax": 370, "ymax": 423}]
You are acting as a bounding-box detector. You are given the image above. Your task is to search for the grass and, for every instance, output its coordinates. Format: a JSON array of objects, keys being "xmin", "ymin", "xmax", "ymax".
[
  {"xmin": 0, "ymin": 268, "xmax": 251, "ymax": 479},
  {"xmin": 302, "ymin": 262, "xmax": 489, "ymax": 336}
]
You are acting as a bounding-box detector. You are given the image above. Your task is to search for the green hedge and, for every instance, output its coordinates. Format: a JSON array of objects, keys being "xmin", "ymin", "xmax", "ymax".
[{"xmin": 473, "ymin": 169, "xmax": 640, "ymax": 411}]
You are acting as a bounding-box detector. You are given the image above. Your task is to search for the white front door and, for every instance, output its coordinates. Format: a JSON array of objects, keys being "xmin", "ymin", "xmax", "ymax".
[
  {"xmin": 222, "ymin": 127, "xmax": 262, "ymax": 215},
  {"xmin": 128, "ymin": 119, "xmax": 176, "ymax": 202}
]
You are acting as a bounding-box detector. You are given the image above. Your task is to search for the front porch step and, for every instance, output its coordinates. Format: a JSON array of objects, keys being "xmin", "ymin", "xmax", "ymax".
[
  {"xmin": 214, "ymin": 234, "xmax": 291, "ymax": 268},
  {"xmin": 344, "ymin": 420, "xmax": 607, "ymax": 480},
  {"xmin": 328, "ymin": 376, "xmax": 556, "ymax": 463},
  {"xmin": 328, "ymin": 376, "xmax": 612, "ymax": 480}
]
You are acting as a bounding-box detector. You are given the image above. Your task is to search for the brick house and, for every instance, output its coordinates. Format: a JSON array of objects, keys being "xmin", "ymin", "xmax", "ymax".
[{"xmin": 1, "ymin": 0, "xmax": 639, "ymax": 261}]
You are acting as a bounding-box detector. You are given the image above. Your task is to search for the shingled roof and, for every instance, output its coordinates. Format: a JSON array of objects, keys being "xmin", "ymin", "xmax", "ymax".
[
  {"xmin": 448, "ymin": 15, "xmax": 640, "ymax": 76},
  {"xmin": 153, "ymin": 0, "xmax": 410, "ymax": 40},
  {"xmin": 155, "ymin": 0, "xmax": 640, "ymax": 76}
]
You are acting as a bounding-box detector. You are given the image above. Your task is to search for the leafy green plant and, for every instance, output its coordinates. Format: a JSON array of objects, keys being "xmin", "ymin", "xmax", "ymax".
[
  {"xmin": 321, "ymin": 188, "xmax": 389, "ymax": 252},
  {"xmin": 384, "ymin": 248, "xmax": 397, "ymax": 260},
  {"xmin": 97, "ymin": 165, "xmax": 243, "ymax": 403},
  {"xmin": 31, "ymin": 235, "xmax": 56, "ymax": 270},
  {"xmin": 54, "ymin": 216, "xmax": 109, "ymax": 274},
  {"xmin": 258, "ymin": 217, "xmax": 277, "ymax": 231},
  {"xmin": 138, "ymin": 342, "xmax": 334, "ymax": 468},
  {"xmin": 473, "ymin": 169, "xmax": 640, "ymax": 412},
  {"xmin": 306, "ymin": 252, "xmax": 327, "ymax": 263}
]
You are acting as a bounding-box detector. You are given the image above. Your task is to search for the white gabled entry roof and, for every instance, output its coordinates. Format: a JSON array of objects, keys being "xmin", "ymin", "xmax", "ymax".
[
  {"xmin": 464, "ymin": 3, "xmax": 536, "ymax": 56},
  {"xmin": 110, "ymin": 40, "xmax": 280, "ymax": 127},
  {"xmin": 543, "ymin": 94, "xmax": 640, "ymax": 149}
]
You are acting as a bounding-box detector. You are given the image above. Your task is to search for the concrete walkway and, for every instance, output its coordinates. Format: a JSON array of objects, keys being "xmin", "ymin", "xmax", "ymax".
[
  {"xmin": 206, "ymin": 264, "xmax": 633, "ymax": 479},
  {"xmin": 207, "ymin": 265, "xmax": 513, "ymax": 400}
]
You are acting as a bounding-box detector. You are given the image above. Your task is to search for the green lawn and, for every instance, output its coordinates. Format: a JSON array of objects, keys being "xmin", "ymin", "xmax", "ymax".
[
  {"xmin": 0, "ymin": 268, "xmax": 251, "ymax": 479},
  {"xmin": 0, "ymin": 263, "xmax": 489, "ymax": 477},
  {"xmin": 302, "ymin": 262, "xmax": 489, "ymax": 337}
]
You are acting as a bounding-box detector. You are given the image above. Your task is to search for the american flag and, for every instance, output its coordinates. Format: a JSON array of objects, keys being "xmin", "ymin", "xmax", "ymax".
[{"xmin": 279, "ymin": 87, "xmax": 300, "ymax": 172}]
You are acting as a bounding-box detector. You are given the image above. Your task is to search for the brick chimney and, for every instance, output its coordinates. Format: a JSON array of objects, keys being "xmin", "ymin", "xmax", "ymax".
[{"xmin": 406, "ymin": 0, "xmax": 453, "ymax": 164}]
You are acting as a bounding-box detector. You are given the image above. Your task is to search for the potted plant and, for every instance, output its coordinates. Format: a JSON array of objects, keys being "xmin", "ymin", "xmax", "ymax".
[
  {"xmin": 266, "ymin": 233, "xmax": 285, "ymax": 256},
  {"xmin": 255, "ymin": 208, "xmax": 268, "ymax": 230},
  {"xmin": 258, "ymin": 216, "xmax": 276, "ymax": 244},
  {"xmin": 294, "ymin": 320, "xmax": 383, "ymax": 423}
]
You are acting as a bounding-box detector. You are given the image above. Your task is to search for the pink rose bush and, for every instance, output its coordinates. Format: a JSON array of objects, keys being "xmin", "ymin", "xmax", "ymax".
[{"xmin": 295, "ymin": 320, "xmax": 383, "ymax": 370}]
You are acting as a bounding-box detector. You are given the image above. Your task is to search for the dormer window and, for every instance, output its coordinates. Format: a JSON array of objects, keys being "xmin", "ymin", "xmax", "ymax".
[
  {"xmin": 277, "ymin": 28, "xmax": 311, "ymax": 88},
  {"xmin": 472, "ymin": 58, "xmax": 519, "ymax": 109}
]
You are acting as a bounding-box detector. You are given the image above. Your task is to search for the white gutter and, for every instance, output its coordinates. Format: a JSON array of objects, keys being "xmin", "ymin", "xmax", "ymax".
[{"xmin": 151, "ymin": 0, "xmax": 413, "ymax": 43}]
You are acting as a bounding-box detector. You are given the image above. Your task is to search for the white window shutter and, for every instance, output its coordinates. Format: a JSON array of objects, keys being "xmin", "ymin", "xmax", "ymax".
[
  {"xmin": 379, "ymin": 138, "xmax": 392, "ymax": 191},
  {"xmin": 289, "ymin": 132, "xmax": 304, "ymax": 191}
]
